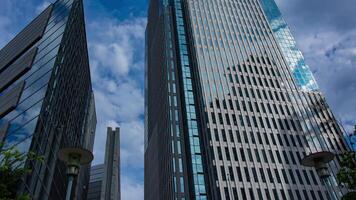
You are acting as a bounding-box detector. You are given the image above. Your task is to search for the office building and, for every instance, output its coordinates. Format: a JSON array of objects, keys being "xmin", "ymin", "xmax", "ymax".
[
  {"xmin": 76, "ymin": 92, "xmax": 97, "ymax": 200},
  {"xmin": 88, "ymin": 127, "xmax": 120, "ymax": 200},
  {"xmin": 145, "ymin": 0, "xmax": 349, "ymax": 199},
  {"xmin": 0, "ymin": 0, "xmax": 95, "ymax": 199}
]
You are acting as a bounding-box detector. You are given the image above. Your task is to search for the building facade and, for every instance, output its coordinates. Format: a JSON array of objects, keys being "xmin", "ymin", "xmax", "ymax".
[
  {"xmin": 88, "ymin": 127, "xmax": 121, "ymax": 200},
  {"xmin": 88, "ymin": 164, "xmax": 105, "ymax": 200},
  {"xmin": 0, "ymin": 0, "xmax": 95, "ymax": 199},
  {"xmin": 145, "ymin": 0, "xmax": 349, "ymax": 200},
  {"xmin": 76, "ymin": 92, "xmax": 97, "ymax": 200}
]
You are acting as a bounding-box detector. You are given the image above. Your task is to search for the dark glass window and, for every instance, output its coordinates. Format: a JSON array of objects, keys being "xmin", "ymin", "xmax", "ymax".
[
  {"xmin": 274, "ymin": 169, "xmax": 282, "ymax": 183},
  {"xmin": 249, "ymin": 188, "xmax": 255, "ymax": 200},
  {"xmin": 244, "ymin": 167, "xmax": 250, "ymax": 182},
  {"xmin": 289, "ymin": 169, "xmax": 296, "ymax": 184},
  {"xmin": 237, "ymin": 167, "xmax": 242, "ymax": 182}
]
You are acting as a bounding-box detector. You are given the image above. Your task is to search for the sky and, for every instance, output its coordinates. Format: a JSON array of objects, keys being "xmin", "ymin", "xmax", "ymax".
[{"xmin": 0, "ymin": 0, "xmax": 355, "ymax": 199}]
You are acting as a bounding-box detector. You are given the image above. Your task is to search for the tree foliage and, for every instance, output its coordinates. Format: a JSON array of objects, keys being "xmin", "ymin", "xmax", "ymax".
[
  {"xmin": 0, "ymin": 144, "xmax": 43, "ymax": 200},
  {"xmin": 337, "ymin": 151, "xmax": 356, "ymax": 200}
]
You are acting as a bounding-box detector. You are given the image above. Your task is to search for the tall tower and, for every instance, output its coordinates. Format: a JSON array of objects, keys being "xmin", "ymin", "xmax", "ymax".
[
  {"xmin": 0, "ymin": 0, "xmax": 95, "ymax": 199},
  {"xmin": 88, "ymin": 127, "xmax": 120, "ymax": 200},
  {"xmin": 145, "ymin": 0, "xmax": 349, "ymax": 199}
]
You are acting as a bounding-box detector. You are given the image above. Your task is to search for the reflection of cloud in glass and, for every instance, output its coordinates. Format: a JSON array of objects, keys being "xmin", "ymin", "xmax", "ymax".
[
  {"xmin": 260, "ymin": 0, "xmax": 319, "ymax": 91},
  {"xmin": 4, "ymin": 116, "xmax": 38, "ymax": 150},
  {"xmin": 1, "ymin": 0, "xmax": 72, "ymax": 153}
]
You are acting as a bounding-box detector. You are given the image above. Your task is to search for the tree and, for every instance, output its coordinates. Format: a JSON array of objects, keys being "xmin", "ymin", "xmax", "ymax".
[
  {"xmin": 0, "ymin": 144, "xmax": 43, "ymax": 200},
  {"xmin": 337, "ymin": 151, "xmax": 356, "ymax": 200}
]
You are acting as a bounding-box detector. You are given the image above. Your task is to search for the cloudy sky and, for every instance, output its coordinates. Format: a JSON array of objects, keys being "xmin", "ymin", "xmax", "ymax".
[{"xmin": 0, "ymin": 0, "xmax": 355, "ymax": 199}]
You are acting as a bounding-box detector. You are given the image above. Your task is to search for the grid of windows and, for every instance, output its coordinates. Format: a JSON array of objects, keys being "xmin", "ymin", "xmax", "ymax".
[
  {"xmin": 174, "ymin": 0, "xmax": 207, "ymax": 199},
  {"xmin": 164, "ymin": 0, "xmax": 189, "ymax": 198},
  {"xmin": 0, "ymin": 0, "xmax": 94, "ymax": 199},
  {"xmin": 185, "ymin": 0, "xmax": 347, "ymax": 199},
  {"xmin": 146, "ymin": 0, "xmax": 349, "ymax": 199},
  {"xmin": 1, "ymin": 0, "xmax": 72, "ymax": 152}
]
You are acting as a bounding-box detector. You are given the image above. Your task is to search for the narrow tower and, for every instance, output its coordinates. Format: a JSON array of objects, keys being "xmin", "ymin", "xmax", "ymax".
[{"xmin": 88, "ymin": 127, "xmax": 120, "ymax": 200}]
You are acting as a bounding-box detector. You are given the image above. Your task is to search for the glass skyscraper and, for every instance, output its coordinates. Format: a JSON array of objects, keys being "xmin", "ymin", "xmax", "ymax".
[
  {"xmin": 145, "ymin": 0, "xmax": 349, "ymax": 199},
  {"xmin": 0, "ymin": 0, "xmax": 95, "ymax": 199}
]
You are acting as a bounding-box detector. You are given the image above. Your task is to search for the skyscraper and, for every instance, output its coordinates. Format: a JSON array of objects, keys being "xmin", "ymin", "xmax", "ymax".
[
  {"xmin": 88, "ymin": 127, "xmax": 121, "ymax": 200},
  {"xmin": 0, "ymin": 0, "xmax": 95, "ymax": 199},
  {"xmin": 145, "ymin": 0, "xmax": 349, "ymax": 199},
  {"xmin": 76, "ymin": 92, "xmax": 97, "ymax": 200}
]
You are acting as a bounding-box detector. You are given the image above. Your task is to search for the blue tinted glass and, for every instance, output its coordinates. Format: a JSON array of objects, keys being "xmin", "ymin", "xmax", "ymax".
[{"xmin": 259, "ymin": 0, "xmax": 319, "ymax": 91}]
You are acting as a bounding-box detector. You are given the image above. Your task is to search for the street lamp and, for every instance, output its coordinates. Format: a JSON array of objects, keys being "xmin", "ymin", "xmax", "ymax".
[
  {"xmin": 58, "ymin": 147, "xmax": 93, "ymax": 200},
  {"xmin": 301, "ymin": 151, "xmax": 337, "ymax": 199}
]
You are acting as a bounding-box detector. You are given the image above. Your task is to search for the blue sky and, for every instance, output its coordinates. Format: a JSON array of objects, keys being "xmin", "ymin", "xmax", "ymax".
[{"xmin": 0, "ymin": 0, "xmax": 355, "ymax": 199}]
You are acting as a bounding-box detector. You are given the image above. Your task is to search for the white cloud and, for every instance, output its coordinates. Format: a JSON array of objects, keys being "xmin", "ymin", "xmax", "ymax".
[
  {"xmin": 121, "ymin": 176, "xmax": 144, "ymax": 200},
  {"xmin": 87, "ymin": 17, "xmax": 147, "ymax": 199},
  {"xmin": 88, "ymin": 17, "xmax": 146, "ymax": 172},
  {"xmin": 89, "ymin": 17, "xmax": 146, "ymax": 78},
  {"xmin": 120, "ymin": 120, "xmax": 144, "ymax": 167}
]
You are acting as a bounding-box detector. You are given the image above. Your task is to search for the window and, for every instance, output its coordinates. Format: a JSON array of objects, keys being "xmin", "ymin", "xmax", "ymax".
[
  {"xmin": 280, "ymin": 190, "xmax": 287, "ymax": 200},
  {"xmin": 257, "ymin": 133, "xmax": 263, "ymax": 144},
  {"xmin": 241, "ymin": 188, "xmax": 247, "ymax": 199},
  {"xmin": 260, "ymin": 168, "xmax": 266, "ymax": 182},
  {"xmin": 264, "ymin": 133, "xmax": 270, "ymax": 145},
  {"xmin": 261, "ymin": 150, "xmax": 268, "ymax": 162},
  {"xmin": 249, "ymin": 188, "xmax": 255, "ymax": 200},
  {"xmin": 240, "ymin": 148, "xmax": 246, "ymax": 161},
  {"xmin": 289, "ymin": 169, "xmax": 296, "ymax": 184},
  {"xmin": 283, "ymin": 151, "xmax": 290, "ymax": 164},
  {"xmin": 276, "ymin": 150, "xmax": 282, "ymax": 164},
  {"xmin": 282, "ymin": 169, "xmax": 289, "ymax": 183},
  {"xmin": 289, "ymin": 151, "xmax": 296, "ymax": 164},
  {"xmin": 265, "ymin": 189, "xmax": 271, "ymax": 199},
  {"xmin": 222, "ymin": 130, "xmax": 227, "ymax": 142},
  {"xmin": 303, "ymin": 190, "xmax": 309, "ymax": 200},
  {"xmin": 217, "ymin": 147, "xmax": 222, "ymax": 160},
  {"xmin": 269, "ymin": 150, "xmax": 275, "ymax": 163},
  {"xmin": 237, "ymin": 167, "xmax": 242, "ymax": 182},
  {"xmin": 221, "ymin": 166, "xmax": 226, "ymax": 181},
  {"xmin": 295, "ymin": 190, "xmax": 301, "ymax": 199},
  {"xmin": 273, "ymin": 189, "xmax": 279, "ymax": 200},
  {"xmin": 257, "ymin": 189, "xmax": 263, "ymax": 199},
  {"xmin": 247, "ymin": 149, "xmax": 253, "ymax": 162},
  {"xmin": 232, "ymin": 148, "xmax": 238, "ymax": 161},
  {"xmin": 303, "ymin": 170, "xmax": 311, "ymax": 185},
  {"xmin": 255, "ymin": 149, "xmax": 260, "ymax": 162},
  {"xmin": 252, "ymin": 168, "xmax": 258, "ymax": 182},
  {"xmin": 288, "ymin": 189, "xmax": 294, "ymax": 200},
  {"xmin": 274, "ymin": 169, "xmax": 281, "ymax": 183},
  {"xmin": 229, "ymin": 167, "xmax": 234, "ymax": 181},
  {"xmin": 243, "ymin": 131, "xmax": 249, "ymax": 143},
  {"xmin": 296, "ymin": 170, "xmax": 303, "ymax": 184},
  {"xmin": 225, "ymin": 147, "xmax": 230, "ymax": 161},
  {"xmin": 267, "ymin": 169, "xmax": 273, "ymax": 182},
  {"xmin": 244, "ymin": 167, "xmax": 250, "ymax": 182},
  {"xmin": 310, "ymin": 170, "xmax": 318, "ymax": 185}
]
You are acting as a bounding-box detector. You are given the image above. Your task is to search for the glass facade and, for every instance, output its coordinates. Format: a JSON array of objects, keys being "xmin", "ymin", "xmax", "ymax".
[
  {"xmin": 146, "ymin": 0, "xmax": 349, "ymax": 199},
  {"xmin": 1, "ymin": 0, "xmax": 72, "ymax": 155},
  {"xmin": 0, "ymin": 0, "xmax": 94, "ymax": 199},
  {"xmin": 173, "ymin": 0, "xmax": 207, "ymax": 199},
  {"xmin": 259, "ymin": 0, "xmax": 318, "ymax": 91}
]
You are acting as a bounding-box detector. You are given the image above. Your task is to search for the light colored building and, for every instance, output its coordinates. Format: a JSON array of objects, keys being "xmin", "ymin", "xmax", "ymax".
[{"xmin": 144, "ymin": 0, "xmax": 350, "ymax": 199}]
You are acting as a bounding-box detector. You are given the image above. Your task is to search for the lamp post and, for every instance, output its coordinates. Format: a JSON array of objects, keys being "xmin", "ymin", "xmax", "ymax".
[
  {"xmin": 301, "ymin": 151, "xmax": 337, "ymax": 199},
  {"xmin": 58, "ymin": 147, "xmax": 93, "ymax": 200}
]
